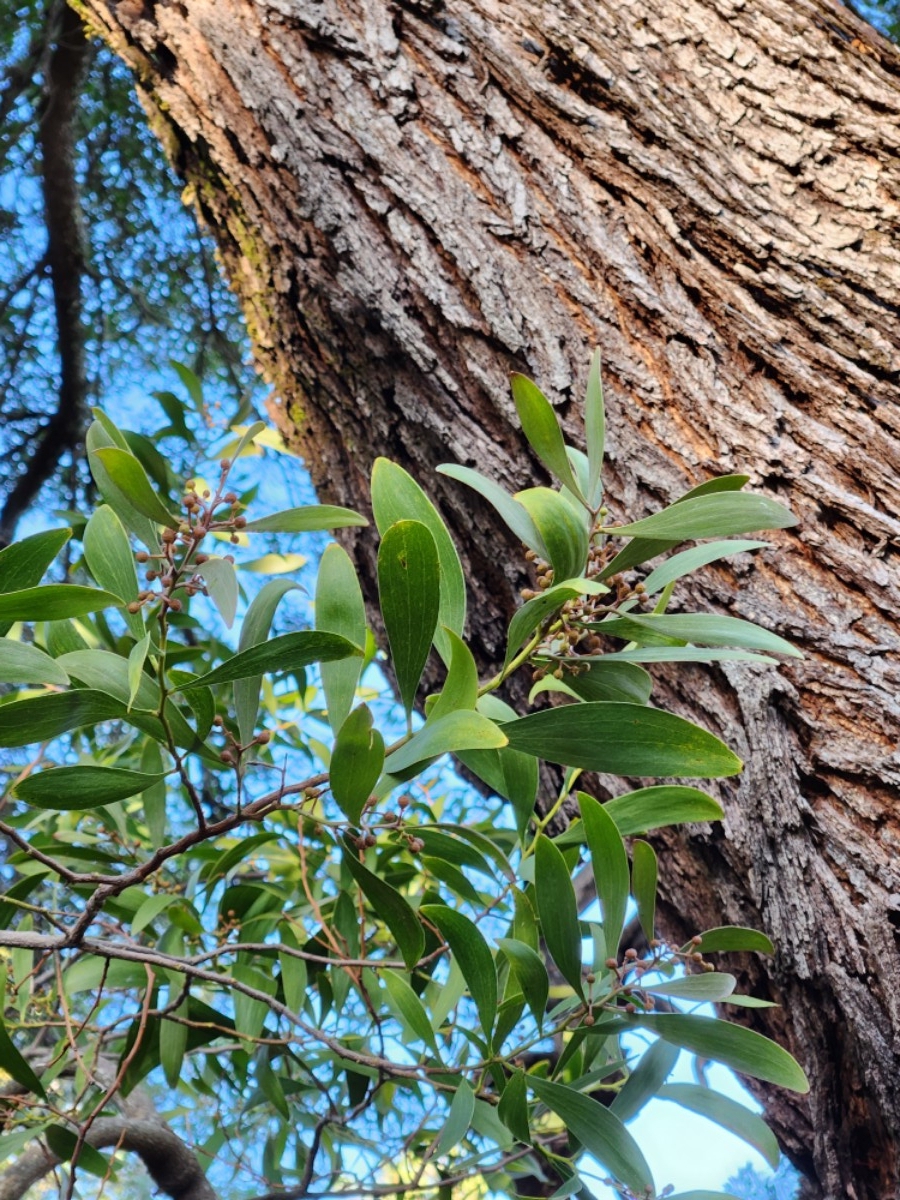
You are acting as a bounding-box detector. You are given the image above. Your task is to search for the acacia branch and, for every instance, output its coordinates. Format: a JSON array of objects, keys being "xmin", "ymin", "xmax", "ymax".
[{"xmin": 0, "ymin": 0, "xmax": 91, "ymax": 547}]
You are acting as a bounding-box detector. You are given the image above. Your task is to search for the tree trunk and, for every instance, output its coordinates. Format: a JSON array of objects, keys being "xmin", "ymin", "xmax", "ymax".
[{"xmin": 74, "ymin": 0, "xmax": 900, "ymax": 1195}]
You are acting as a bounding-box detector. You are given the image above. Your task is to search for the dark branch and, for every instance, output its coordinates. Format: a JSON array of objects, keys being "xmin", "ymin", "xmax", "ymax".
[{"xmin": 0, "ymin": 1, "xmax": 91, "ymax": 547}]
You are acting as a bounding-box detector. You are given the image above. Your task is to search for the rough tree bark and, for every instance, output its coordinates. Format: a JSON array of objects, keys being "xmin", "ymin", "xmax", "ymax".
[{"xmin": 73, "ymin": 0, "xmax": 900, "ymax": 1196}]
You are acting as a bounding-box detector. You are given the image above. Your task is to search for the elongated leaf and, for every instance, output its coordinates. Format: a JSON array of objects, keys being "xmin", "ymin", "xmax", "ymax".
[
  {"xmin": 0, "ymin": 690, "xmax": 128, "ymax": 748},
  {"xmin": 579, "ymin": 794, "xmax": 629, "ymax": 959},
  {"xmin": 344, "ymin": 842, "xmax": 424, "ymax": 970},
  {"xmin": 498, "ymin": 1068, "xmax": 531, "ymax": 1144},
  {"xmin": 278, "ymin": 928, "xmax": 309, "ymax": 1014},
  {"xmin": 127, "ymin": 633, "xmax": 152, "ymax": 711},
  {"xmin": 14, "ymin": 765, "xmax": 169, "ymax": 810},
  {"xmin": 658, "ymin": 1083, "xmax": 780, "ymax": 1167},
  {"xmin": 0, "ymin": 639, "xmax": 68, "ymax": 687},
  {"xmin": 385, "ymin": 710, "xmax": 506, "ymax": 775},
  {"xmin": 58, "ymin": 649, "xmax": 160, "ymax": 711},
  {"xmin": 607, "ymin": 492, "xmax": 797, "ymax": 542},
  {"xmin": 510, "ymin": 373, "xmax": 583, "ymax": 499},
  {"xmin": 0, "ymin": 585, "xmax": 125, "ymax": 623},
  {"xmin": 573, "ymin": 647, "xmax": 776, "ymax": 665},
  {"xmin": 516, "ymin": 488, "xmax": 589, "ymax": 582},
  {"xmin": 141, "ymin": 740, "xmax": 167, "ymax": 848},
  {"xmin": 433, "ymin": 1079, "xmax": 476, "ymax": 1157},
  {"xmin": 585, "ymin": 349, "xmax": 605, "ymax": 505},
  {"xmin": 560, "ymin": 659, "xmax": 652, "ymax": 705},
  {"xmin": 603, "ymin": 786, "xmax": 723, "ymax": 836},
  {"xmin": 503, "ymin": 703, "xmax": 742, "ymax": 778},
  {"xmin": 497, "ymin": 938, "xmax": 549, "ymax": 1031},
  {"xmin": 182, "ymin": 631, "xmax": 361, "ymax": 690},
  {"xmin": 0, "ymin": 993, "xmax": 45, "ymax": 1098},
  {"xmin": 428, "ymin": 629, "xmax": 478, "ymax": 722},
  {"xmin": 505, "ymin": 578, "xmax": 607, "ymax": 671},
  {"xmin": 316, "ymin": 544, "xmax": 365, "ymax": 733},
  {"xmin": 382, "ymin": 971, "xmax": 440, "ymax": 1057},
  {"xmin": 44, "ymin": 1126, "xmax": 110, "ymax": 1177},
  {"xmin": 626, "ymin": 1013, "xmax": 809, "ymax": 1092},
  {"xmin": 420, "ymin": 904, "xmax": 496, "ymax": 1044},
  {"xmin": 87, "ymin": 420, "xmax": 159, "ymax": 549},
  {"xmin": 94, "ymin": 447, "xmax": 180, "ymax": 527},
  {"xmin": 330, "ymin": 705, "xmax": 385, "ymax": 825},
  {"xmin": 378, "ymin": 520, "xmax": 440, "ymax": 716},
  {"xmin": 161, "ymin": 999, "xmax": 189, "ymax": 1088},
  {"xmin": 690, "ymin": 926, "xmax": 775, "ymax": 956},
  {"xmin": 591, "ymin": 613, "xmax": 800, "ymax": 658},
  {"xmin": 611, "ymin": 1037, "xmax": 679, "ymax": 1123},
  {"xmin": 371, "ymin": 459, "xmax": 466, "ymax": 664},
  {"xmin": 0, "ymin": 528, "xmax": 70, "ymax": 596},
  {"xmin": 235, "ymin": 579, "xmax": 300, "ymax": 744},
  {"xmin": 243, "ymin": 504, "xmax": 367, "ymax": 533},
  {"xmin": 535, "ymin": 835, "xmax": 583, "ymax": 997},
  {"xmin": 644, "ymin": 973, "xmax": 737, "ymax": 1002},
  {"xmin": 197, "ymin": 557, "xmax": 239, "ymax": 629},
  {"xmin": 83, "ymin": 505, "xmax": 144, "ymax": 638},
  {"xmin": 632, "ymin": 839, "xmax": 657, "ymax": 941},
  {"xmin": 436, "ymin": 464, "xmax": 547, "ymax": 559},
  {"xmin": 530, "ymin": 1076, "xmax": 653, "ymax": 1194},
  {"xmin": 641, "ymin": 540, "xmax": 768, "ymax": 596}
]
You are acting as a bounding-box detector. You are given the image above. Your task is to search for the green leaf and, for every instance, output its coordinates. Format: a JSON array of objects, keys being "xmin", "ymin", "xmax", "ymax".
[
  {"xmin": 503, "ymin": 703, "xmax": 742, "ymax": 778},
  {"xmin": 131, "ymin": 893, "xmax": 178, "ymax": 935},
  {"xmin": 603, "ymin": 786, "xmax": 723, "ymax": 836},
  {"xmin": 243, "ymin": 504, "xmax": 368, "ymax": 533},
  {"xmin": 58, "ymin": 649, "xmax": 159, "ymax": 711},
  {"xmin": 0, "ymin": 987, "xmax": 46, "ymax": 1098},
  {"xmin": 428, "ymin": 630, "xmax": 478, "ymax": 722},
  {"xmin": 579, "ymin": 794, "xmax": 629, "ymax": 960},
  {"xmin": 0, "ymin": 690, "xmax": 128, "ymax": 748},
  {"xmin": 127, "ymin": 633, "xmax": 152, "ymax": 711},
  {"xmin": 0, "ymin": 585, "xmax": 126, "ymax": 623},
  {"xmin": 316, "ymin": 544, "xmax": 366, "ymax": 733},
  {"xmin": 161, "ymin": 999, "xmax": 189, "ymax": 1088},
  {"xmin": 558, "ymin": 660, "xmax": 652, "ymax": 706},
  {"xmin": 591, "ymin": 613, "xmax": 800, "ymax": 658},
  {"xmin": 0, "ymin": 528, "xmax": 70, "ymax": 596},
  {"xmin": 607, "ymin": 492, "xmax": 797, "ymax": 541},
  {"xmin": 584, "ymin": 349, "xmax": 605, "ymax": 505},
  {"xmin": 658, "ymin": 1083, "xmax": 780, "ymax": 1167},
  {"xmin": 378, "ymin": 520, "xmax": 441, "ymax": 716},
  {"xmin": 631, "ymin": 840, "xmax": 658, "ymax": 942},
  {"xmin": 344, "ymin": 842, "xmax": 425, "ymax": 970},
  {"xmin": 93, "ymin": 447, "xmax": 181, "ymax": 527},
  {"xmin": 0, "ymin": 639, "xmax": 68, "ymax": 687},
  {"xmin": 382, "ymin": 971, "xmax": 441, "ymax": 1058},
  {"xmin": 626, "ymin": 1014, "xmax": 809, "ymax": 1092},
  {"xmin": 87, "ymin": 419, "xmax": 159, "ymax": 549},
  {"xmin": 330, "ymin": 705, "xmax": 385, "ymax": 825},
  {"xmin": 510, "ymin": 373, "xmax": 583, "ymax": 500},
  {"xmin": 141, "ymin": 740, "xmax": 167, "ymax": 848},
  {"xmin": 13, "ymin": 765, "xmax": 168, "ymax": 810},
  {"xmin": 529, "ymin": 1076, "xmax": 653, "ymax": 1194},
  {"xmin": 234, "ymin": 578, "xmax": 300, "ymax": 745},
  {"xmin": 498, "ymin": 1068, "xmax": 531, "ymax": 1144},
  {"xmin": 534, "ymin": 835, "xmax": 583, "ymax": 997},
  {"xmin": 371, "ymin": 459, "xmax": 466, "ymax": 665},
  {"xmin": 496, "ymin": 938, "xmax": 549, "ymax": 1031},
  {"xmin": 574, "ymin": 647, "xmax": 777, "ymax": 665},
  {"xmin": 690, "ymin": 926, "xmax": 775, "ymax": 956},
  {"xmin": 385, "ymin": 710, "xmax": 506, "ymax": 775},
  {"xmin": 83, "ymin": 505, "xmax": 144, "ymax": 638},
  {"xmin": 232, "ymin": 962, "xmax": 276, "ymax": 1039},
  {"xmin": 278, "ymin": 927, "xmax": 309, "ymax": 1014},
  {"xmin": 515, "ymin": 488, "xmax": 589, "ymax": 583},
  {"xmin": 420, "ymin": 905, "xmax": 497, "ymax": 1044},
  {"xmin": 611, "ymin": 1036, "xmax": 679, "ymax": 1123},
  {"xmin": 44, "ymin": 1126, "xmax": 110, "ymax": 1177},
  {"xmin": 433, "ymin": 1079, "xmax": 476, "ymax": 1157},
  {"xmin": 182, "ymin": 631, "xmax": 361, "ymax": 690},
  {"xmin": 197, "ymin": 556, "xmax": 239, "ymax": 629},
  {"xmin": 504, "ymin": 579, "xmax": 607, "ymax": 672},
  {"xmin": 644, "ymin": 973, "xmax": 737, "ymax": 1002},
  {"xmin": 641, "ymin": 540, "xmax": 768, "ymax": 596},
  {"xmin": 436, "ymin": 464, "xmax": 547, "ymax": 559}
]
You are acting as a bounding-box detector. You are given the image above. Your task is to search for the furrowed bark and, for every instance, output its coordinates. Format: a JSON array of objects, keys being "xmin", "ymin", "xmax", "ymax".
[{"xmin": 71, "ymin": 0, "xmax": 900, "ymax": 1195}]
